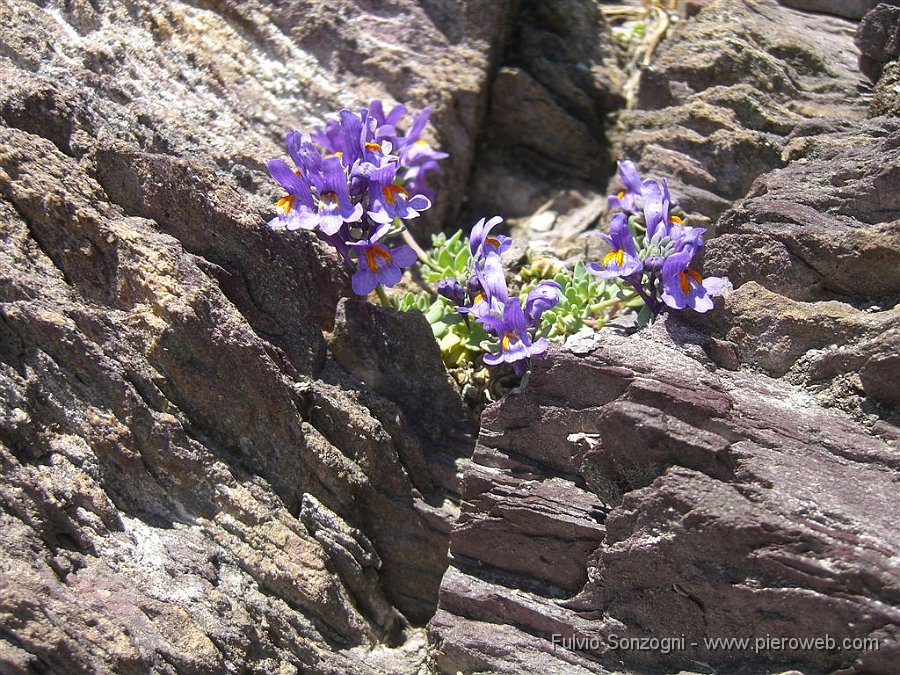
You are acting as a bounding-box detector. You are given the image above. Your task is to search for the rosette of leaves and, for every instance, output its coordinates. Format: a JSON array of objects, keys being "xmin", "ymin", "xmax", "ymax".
[
  {"xmin": 520, "ymin": 259, "xmax": 641, "ymax": 341},
  {"xmin": 393, "ymin": 231, "xmax": 490, "ymax": 367}
]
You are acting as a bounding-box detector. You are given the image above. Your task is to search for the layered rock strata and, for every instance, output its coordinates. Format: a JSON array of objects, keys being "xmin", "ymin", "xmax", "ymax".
[
  {"xmin": 0, "ymin": 0, "xmax": 509, "ymax": 672},
  {"xmin": 429, "ymin": 321, "xmax": 899, "ymax": 675},
  {"xmin": 430, "ymin": 1, "xmax": 900, "ymax": 673}
]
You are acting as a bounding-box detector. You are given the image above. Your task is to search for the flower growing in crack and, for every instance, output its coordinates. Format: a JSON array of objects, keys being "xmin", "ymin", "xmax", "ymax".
[
  {"xmin": 607, "ymin": 159, "xmax": 642, "ymax": 213},
  {"xmin": 435, "ymin": 219, "xmax": 560, "ymax": 377},
  {"xmin": 348, "ymin": 223, "xmax": 417, "ymax": 296},
  {"xmin": 660, "ymin": 250, "xmax": 726, "ymax": 313},
  {"xmin": 482, "ymin": 297, "xmax": 550, "ymax": 376},
  {"xmin": 587, "ymin": 213, "xmax": 642, "ymax": 280},
  {"xmin": 265, "ymin": 100, "xmax": 447, "ymax": 302},
  {"xmin": 469, "ymin": 215, "xmax": 511, "ymax": 260},
  {"xmin": 592, "ymin": 157, "xmax": 729, "ymax": 319}
]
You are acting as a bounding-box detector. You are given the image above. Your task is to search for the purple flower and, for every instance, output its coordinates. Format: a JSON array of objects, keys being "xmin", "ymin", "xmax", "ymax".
[
  {"xmin": 608, "ymin": 160, "xmax": 642, "ymax": 213},
  {"xmin": 523, "ymin": 281, "xmax": 561, "ymax": 326},
  {"xmin": 359, "ymin": 138, "xmax": 393, "ymax": 167},
  {"xmin": 348, "ymin": 223, "xmax": 417, "ymax": 295},
  {"xmin": 660, "ymin": 251, "xmax": 725, "ymax": 313},
  {"xmin": 305, "ymin": 155, "xmax": 364, "ymax": 235},
  {"xmin": 469, "ymin": 216, "xmax": 511, "ymax": 260},
  {"xmin": 336, "ymin": 109, "xmax": 365, "ymax": 167},
  {"xmin": 467, "ymin": 254, "xmax": 508, "ymax": 332},
  {"xmin": 397, "ymin": 106, "xmax": 431, "ymax": 151},
  {"xmin": 641, "ymin": 178, "xmax": 671, "ymax": 241},
  {"xmin": 670, "ymin": 223, "xmax": 706, "ymax": 256},
  {"xmin": 402, "ymin": 139, "xmax": 449, "ymax": 166},
  {"xmin": 587, "ymin": 213, "xmax": 642, "ymax": 280},
  {"xmin": 310, "ymin": 108, "xmax": 368, "ymax": 166},
  {"xmin": 367, "ymin": 163, "xmax": 432, "ymax": 224},
  {"xmin": 662, "ymin": 177, "xmax": 679, "ymax": 209},
  {"xmin": 401, "ymin": 141, "xmax": 449, "ymax": 199},
  {"xmin": 437, "ymin": 278, "xmax": 466, "ymax": 306},
  {"xmin": 310, "ymin": 120, "xmax": 342, "ymax": 156},
  {"xmin": 475, "ymin": 253, "xmax": 509, "ymax": 304},
  {"xmin": 641, "ymin": 178, "xmax": 687, "ymax": 241},
  {"xmin": 482, "ymin": 298, "xmax": 549, "ymax": 375},
  {"xmin": 287, "ymin": 131, "xmax": 323, "ymax": 177},
  {"xmin": 367, "ymin": 100, "xmax": 408, "ymax": 146},
  {"xmin": 266, "ymin": 158, "xmax": 318, "ymax": 231}
]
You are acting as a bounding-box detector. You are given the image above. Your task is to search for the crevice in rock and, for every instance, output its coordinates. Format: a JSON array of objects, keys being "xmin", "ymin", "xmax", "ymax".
[
  {"xmin": 459, "ymin": 0, "xmax": 623, "ymax": 226},
  {"xmin": 3, "ymin": 199, "xmax": 76, "ymax": 293}
]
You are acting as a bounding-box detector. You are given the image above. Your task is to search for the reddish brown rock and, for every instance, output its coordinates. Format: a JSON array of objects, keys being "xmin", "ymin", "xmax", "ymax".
[
  {"xmin": 855, "ymin": 2, "xmax": 900, "ymax": 81},
  {"xmin": 778, "ymin": 0, "xmax": 884, "ymax": 19},
  {"xmin": 706, "ymin": 120, "xmax": 900, "ymax": 301},
  {"xmin": 430, "ymin": 320, "xmax": 900, "ymax": 674}
]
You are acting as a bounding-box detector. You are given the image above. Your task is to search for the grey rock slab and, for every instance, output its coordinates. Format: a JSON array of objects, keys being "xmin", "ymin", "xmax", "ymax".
[{"xmin": 0, "ymin": 0, "xmax": 516, "ymax": 670}]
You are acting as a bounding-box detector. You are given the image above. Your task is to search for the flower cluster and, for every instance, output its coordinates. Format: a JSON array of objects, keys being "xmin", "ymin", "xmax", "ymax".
[
  {"xmin": 590, "ymin": 160, "xmax": 726, "ymax": 315},
  {"xmin": 437, "ymin": 217, "xmax": 562, "ymax": 375},
  {"xmin": 266, "ymin": 101, "xmax": 447, "ymax": 296}
]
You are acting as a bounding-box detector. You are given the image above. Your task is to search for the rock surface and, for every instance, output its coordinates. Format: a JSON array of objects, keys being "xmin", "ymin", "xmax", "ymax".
[
  {"xmin": 2, "ymin": 0, "xmax": 899, "ymax": 673},
  {"xmin": 777, "ymin": 0, "xmax": 885, "ymax": 19},
  {"xmin": 429, "ymin": 1, "xmax": 900, "ymax": 674},
  {"xmin": 0, "ymin": 0, "xmax": 506, "ymax": 672},
  {"xmin": 621, "ymin": 0, "xmax": 867, "ymax": 222},
  {"xmin": 429, "ymin": 321, "xmax": 900, "ymax": 675},
  {"xmin": 463, "ymin": 0, "xmax": 623, "ymax": 225},
  {"xmin": 855, "ymin": 1, "xmax": 900, "ymax": 81},
  {"xmin": 604, "ymin": 0, "xmax": 899, "ymax": 418}
]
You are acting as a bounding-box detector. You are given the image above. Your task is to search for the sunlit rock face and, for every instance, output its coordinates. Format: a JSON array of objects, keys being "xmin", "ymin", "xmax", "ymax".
[
  {"xmin": 2, "ymin": 0, "xmax": 898, "ymax": 673},
  {"xmin": 429, "ymin": 1, "xmax": 900, "ymax": 673},
  {"xmin": 0, "ymin": 0, "xmax": 504, "ymax": 672}
]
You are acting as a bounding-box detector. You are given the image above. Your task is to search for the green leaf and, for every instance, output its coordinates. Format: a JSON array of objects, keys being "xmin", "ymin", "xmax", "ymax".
[{"xmin": 442, "ymin": 313, "xmax": 464, "ymax": 325}]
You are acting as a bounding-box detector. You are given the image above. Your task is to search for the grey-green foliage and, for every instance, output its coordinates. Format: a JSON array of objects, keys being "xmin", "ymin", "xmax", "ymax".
[
  {"xmin": 395, "ymin": 231, "xmax": 643, "ymax": 367},
  {"xmin": 530, "ymin": 260, "xmax": 630, "ymax": 342},
  {"xmin": 420, "ymin": 229, "xmax": 470, "ymax": 283},
  {"xmin": 394, "ymin": 231, "xmax": 490, "ymax": 367}
]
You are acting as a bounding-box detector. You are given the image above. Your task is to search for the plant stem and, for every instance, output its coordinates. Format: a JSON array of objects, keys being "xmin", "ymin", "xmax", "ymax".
[
  {"xmin": 628, "ymin": 279, "xmax": 659, "ymax": 317},
  {"xmin": 375, "ymin": 284, "xmax": 393, "ymax": 308},
  {"xmin": 590, "ymin": 298, "xmax": 623, "ymax": 313},
  {"xmin": 401, "ymin": 229, "xmax": 440, "ymax": 270}
]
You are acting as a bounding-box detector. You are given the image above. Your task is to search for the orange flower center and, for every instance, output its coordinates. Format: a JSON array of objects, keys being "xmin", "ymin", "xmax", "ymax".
[
  {"xmin": 382, "ymin": 184, "xmax": 408, "ymax": 205},
  {"xmin": 679, "ymin": 268, "xmax": 703, "ymax": 293},
  {"xmin": 365, "ymin": 245, "xmax": 393, "ymax": 272},
  {"xmin": 501, "ymin": 332, "xmax": 519, "ymax": 352},
  {"xmin": 670, "ymin": 214, "xmax": 683, "ymax": 225},
  {"xmin": 365, "ymin": 142, "xmax": 382, "ymax": 152},
  {"xmin": 617, "ymin": 190, "xmax": 626, "ymax": 199},
  {"xmin": 276, "ymin": 194, "xmax": 295, "ymax": 215}
]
